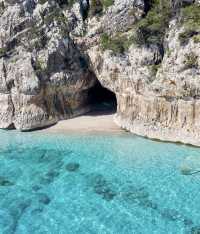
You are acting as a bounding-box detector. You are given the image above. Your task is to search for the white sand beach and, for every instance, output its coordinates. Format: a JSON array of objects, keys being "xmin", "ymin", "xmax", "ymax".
[{"xmin": 40, "ymin": 111, "xmax": 123, "ymax": 134}]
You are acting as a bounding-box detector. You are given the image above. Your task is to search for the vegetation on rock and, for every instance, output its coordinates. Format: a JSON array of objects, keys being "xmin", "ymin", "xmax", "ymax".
[
  {"xmin": 89, "ymin": 0, "xmax": 103, "ymax": 16},
  {"xmin": 38, "ymin": 0, "xmax": 48, "ymax": 4},
  {"xmin": 0, "ymin": 1, "xmax": 5, "ymax": 15},
  {"xmin": 0, "ymin": 47, "xmax": 7, "ymax": 58},
  {"xmin": 133, "ymin": 0, "xmax": 172, "ymax": 47},
  {"xmin": 193, "ymin": 35, "xmax": 200, "ymax": 44},
  {"xmin": 183, "ymin": 52, "xmax": 198, "ymax": 70},
  {"xmin": 33, "ymin": 57, "xmax": 47, "ymax": 77},
  {"xmin": 179, "ymin": 4, "xmax": 200, "ymax": 45},
  {"xmin": 100, "ymin": 33, "xmax": 132, "ymax": 54},
  {"xmin": 89, "ymin": 0, "xmax": 114, "ymax": 16},
  {"xmin": 102, "ymin": 0, "xmax": 114, "ymax": 8}
]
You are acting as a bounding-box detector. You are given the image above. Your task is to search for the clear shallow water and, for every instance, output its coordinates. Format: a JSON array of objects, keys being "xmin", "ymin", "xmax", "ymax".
[{"xmin": 0, "ymin": 131, "xmax": 200, "ymax": 234}]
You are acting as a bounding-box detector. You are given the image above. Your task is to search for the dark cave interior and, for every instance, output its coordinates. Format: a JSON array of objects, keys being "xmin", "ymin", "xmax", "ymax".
[{"xmin": 88, "ymin": 80, "xmax": 117, "ymax": 113}]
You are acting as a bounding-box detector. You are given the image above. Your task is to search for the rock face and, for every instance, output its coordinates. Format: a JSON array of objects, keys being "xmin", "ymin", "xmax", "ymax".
[
  {"xmin": 1, "ymin": 0, "xmax": 200, "ymax": 145},
  {"xmin": 86, "ymin": 0, "xmax": 200, "ymax": 146},
  {"xmin": 0, "ymin": 0, "xmax": 95, "ymax": 130}
]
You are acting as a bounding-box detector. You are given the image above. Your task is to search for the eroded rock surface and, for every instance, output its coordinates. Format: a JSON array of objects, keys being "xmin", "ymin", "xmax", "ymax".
[
  {"xmin": 1, "ymin": 0, "xmax": 200, "ymax": 145},
  {"xmin": 85, "ymin": 0, "xmax": 200, "ymax": 146},
  {"xmin": 0, "ymin": 0, "xmax": 96, "ymax": 130}
]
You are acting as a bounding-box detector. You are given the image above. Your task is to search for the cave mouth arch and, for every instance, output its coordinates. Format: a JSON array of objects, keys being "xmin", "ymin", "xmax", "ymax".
[{"xmin": 88, "ymin": 80, "xmax": 117, "ymax": 114}]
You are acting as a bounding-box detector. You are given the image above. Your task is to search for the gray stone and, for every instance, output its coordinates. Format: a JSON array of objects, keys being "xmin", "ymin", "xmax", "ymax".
[
  {"xmin": 1, "ymin": 0, "xmax": 200, "ymax": 146},
  {"xmin": 37, "ymin": 193, "xmax": 51, "ymax": 205},
  {"xmin": 191, "ymin": 226, "xmax": 200, "ymax": 234},
  {"xmin": 0, "ymin": 176, "xmax": 14, "ymax": 186},
  {"xmin": 65, "ymin": 162, "xmax": 80, "ymax": 172}
]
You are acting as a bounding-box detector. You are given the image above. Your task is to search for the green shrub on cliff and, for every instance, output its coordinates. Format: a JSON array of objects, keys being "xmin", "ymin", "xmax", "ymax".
[
  {"xmin": 100, "ymin": 33, "xmax": 132, "ymax": 54},
  {"xmin": 149, "ymin": 64, "xmax": 161, "ymax": 77},
  {"xmin": 179, "ymin": 4, "xmax": 200, "ymax": 45},
  {"xmin": 26, "ymin": 25, "xmax": 48, "ymax": 51},
  {"xmin": 193, "ymin": 35, "xmax": 200, "ymax": 44},
  {"xmin": 183, "ymin": 52, "xmax": 198, "ymax": 70},
  {"xmin": 100, "ymin": 33, "xmax": 124, "ymax": 54},
  {"xmin": 67, "ymin": 0, "xmax": 77, "ymax": 7},
  {"xmin": 43, "ymin": 8, "xmax": 67, "ymax": 26},
  {"xmin": 0, "ymin": 47, "xmax": 7, "ymax": 58},
  {"xmin": 90, "ymin": 0, "xmax": 103, "ymax": 16},
  {"xmin": 34, "ymin": 58, "xmax": 47, "ymax": 76},
  {"xmin": 102, "ymin": 0, "xmax": 114, "ymax": 8},
  {"xmin": 0, "ymin": 1, "xmax": 5, "ymax": 14},
  {"xmin": 89, "ymin": 0, "xmax": 114, "ymax": 16},
  {"xmin": 181, "ymin": 4, "xmax": 200, "ymax": 27},
  {"xmin": 38, "ymin": 0, "xmax": 48, "ymax": 4},
  {"xmin": 179, "ymin": 29, "xmax": 198, "ymax": 45},
  {"xmin": 133, "ymin": 0, "xmax": 171, "ymax": 46},
  {"xmin": 100, "ymin": 0, "xmax": 173, "ymax": 50}
]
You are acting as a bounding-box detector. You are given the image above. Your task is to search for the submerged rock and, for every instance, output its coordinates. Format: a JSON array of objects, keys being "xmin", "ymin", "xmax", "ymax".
[
  {"xmin": 39, "ymin": 165, "xmax": 62, "ymax": 185},
  {"xmin": 191, "ymin": 226, "xmax": 200, "ymax": 234},
  {"xmin": 65, "ymin": 163, "xmax": 80, "ymax": 172},
  {"xmin": 123, "ymin": 189, "xmax": 149, "ymax": 201},
  {"xmin": 46, "ymin": 170, "xmax": 60, "ymax": 179},
  {"xmin": 38, "ymin": 149, "xmax": 67, "ymax": 163},
  {"xmin": 32, "ymin": 185, "xmax": 42, "ymax": 191},
  {"xmin": 0, "ymin": 176, "xmax": 14, "ymax": 186},
  {"xmin": 158, "ymin": 207, "xmax": 193, "ymax": 226},
  {"xmin": 121, "ymin": 186, "xmax": 149, "ymax": 202},
  {"xmin": 183, "ymin": 218, "xmax": 193, "ymax": 227},
  {"xmin": 8, "ymin": 198, "xmax": 32, "ymax": 233},
  {"xmin": 31, "ymin": 207, "xmax": 43, "ymax": 215},
  {"xmin": 139, "ymin": 198, "xmax": 158, "ymax": 210},
  {"xmin": 39, "ymin": 173, "xmax": 56, "ymax": 185},
  {"xmin": 0, "ymin": 209, "xmax": 15, "ymax": 234},
  {"xmin": 88, "ymin": 174, "xmax": 117, "ymax": 201},
  {"xmin": 161, "ymin": 208, "xmax": 181, "ymax": 222},
  {"xmin": 37, "ymin": 193, "xmax": 51, "ymax": 205},
  {"xmin": 180, "ymin": 156, "xmax": 200, "ymax": 175},
  {"xmin": 94, "ymin": 185, "xmax": 117, "ymax": 201}
]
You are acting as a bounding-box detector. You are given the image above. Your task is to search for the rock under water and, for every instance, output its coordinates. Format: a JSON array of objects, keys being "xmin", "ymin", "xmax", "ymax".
[
  {"xmin": 0, "ymin": 176, "xmax": 14, "ymax": 186},
  {"xmin": 180, "ymin": 155, "xmax": 200, "ymax": 175},
  {"xmin": 65, "ymin": 162, "xmax": 80, "ymax": 172}
]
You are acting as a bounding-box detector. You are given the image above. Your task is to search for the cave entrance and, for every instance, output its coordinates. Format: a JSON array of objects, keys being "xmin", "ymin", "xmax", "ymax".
[{"xmin": 88, "ymin": 80, "xmax": 117, "ymax": 114}]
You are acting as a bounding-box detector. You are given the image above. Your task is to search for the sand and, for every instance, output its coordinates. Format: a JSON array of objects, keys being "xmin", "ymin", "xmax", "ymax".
[{"xmin": 40, "ymin": 111, "xmax": 123, "ymax": 134}]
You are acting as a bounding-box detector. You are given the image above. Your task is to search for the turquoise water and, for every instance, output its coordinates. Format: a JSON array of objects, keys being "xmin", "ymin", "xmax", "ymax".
[{"xmin": 0, "ymin": 130, "xmax": 200, "ymax": 234}]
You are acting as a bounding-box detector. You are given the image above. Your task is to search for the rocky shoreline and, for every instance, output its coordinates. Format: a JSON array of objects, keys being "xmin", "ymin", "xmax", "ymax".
[
  {"xmin": 114, "ymin": 114, "xmax": 200, "ymax": 147},
  {"xmin": 1, "ymin": 0, "xmax": 200, "ymax": 146}
]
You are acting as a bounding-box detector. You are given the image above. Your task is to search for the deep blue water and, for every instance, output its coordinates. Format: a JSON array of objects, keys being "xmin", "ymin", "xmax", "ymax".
[{"xmin": 0, "ymin": 130, "xmax": 200, "ymax": 234}]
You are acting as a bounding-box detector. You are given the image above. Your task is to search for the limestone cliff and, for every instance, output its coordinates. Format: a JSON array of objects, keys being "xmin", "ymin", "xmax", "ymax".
[
  {"xmin": 86, "ymin": 0, "xmax": 200, "ymax": 146},
  {"xmin": 0, "ymin": 0, "xmax": 95, "ymax": 130},
  {"xmin": 1, "ymin": 0, "xmax": 200, "ymax": 146}
]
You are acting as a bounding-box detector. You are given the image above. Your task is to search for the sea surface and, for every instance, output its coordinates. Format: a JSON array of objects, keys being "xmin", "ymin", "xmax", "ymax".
[{"xmin": 0, "ymin": 130, "xmax": 200, "ymax": 234}]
